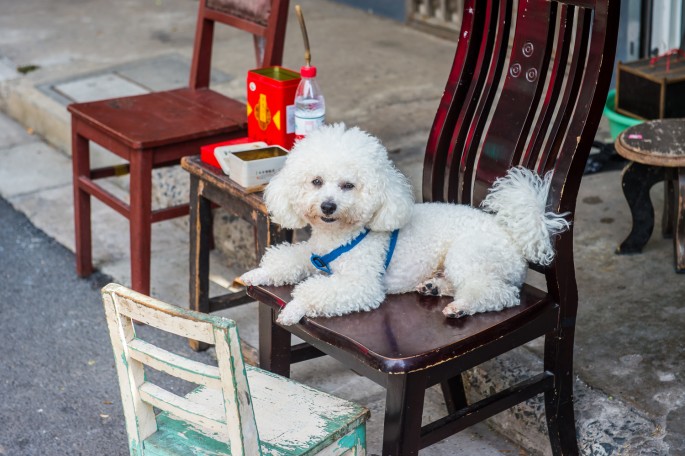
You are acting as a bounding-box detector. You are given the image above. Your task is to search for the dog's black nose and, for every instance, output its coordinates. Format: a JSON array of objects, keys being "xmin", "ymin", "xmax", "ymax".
[{"xmin": 320, "ymin": 200, "xmax": 337, "ymax": 215}]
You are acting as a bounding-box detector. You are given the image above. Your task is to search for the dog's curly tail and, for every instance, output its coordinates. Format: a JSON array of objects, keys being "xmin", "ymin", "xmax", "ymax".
[{"xmin": 480, "ymin": 167, "xmax": 570, "ymax": 266}]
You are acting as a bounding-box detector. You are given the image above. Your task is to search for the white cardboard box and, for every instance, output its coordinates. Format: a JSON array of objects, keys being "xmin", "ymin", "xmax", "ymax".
[{"xmin": 215, "ymin": 145, "xmax": 288, "ymax": 192}]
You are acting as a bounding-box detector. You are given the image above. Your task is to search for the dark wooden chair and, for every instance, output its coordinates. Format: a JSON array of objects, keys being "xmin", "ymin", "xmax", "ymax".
[
  {"xmin": 68, "ymin": 0, "xmax": 289, "ymax": 295},
  {"xmin": 248, "ymin": 0, "xmax": 620, "ymax": 454}
]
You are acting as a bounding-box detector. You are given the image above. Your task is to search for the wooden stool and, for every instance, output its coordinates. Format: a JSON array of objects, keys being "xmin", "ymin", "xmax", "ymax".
[
  {"xmin": 181, "ymin": 155, "xmax": 292, "ymax": 351},
  {"xmin": 614, "ymin": 118, "xmax": 685, "ymax": 272}
]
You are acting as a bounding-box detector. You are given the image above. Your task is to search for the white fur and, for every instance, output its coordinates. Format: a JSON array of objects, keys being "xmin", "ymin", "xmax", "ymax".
[{"xmin": 242, "ymin": 124, "xmax": 570, "ymax": 325}]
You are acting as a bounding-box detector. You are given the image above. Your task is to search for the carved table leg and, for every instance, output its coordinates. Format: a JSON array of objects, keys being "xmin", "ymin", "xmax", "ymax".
[
  {"xmin": 675, "ymin": 167, "xmax": 685, "ymax": 273},
  {"xmin": 189, "ymin": 178, "xmax": 213, "ymax": 351},
  {"xmin": 616, "ymin": 162, "xmax": 666, "ymax": 254}
]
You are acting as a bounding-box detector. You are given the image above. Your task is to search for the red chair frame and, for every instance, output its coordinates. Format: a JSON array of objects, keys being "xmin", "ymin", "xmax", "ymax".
[{"xmin": 68, "ymin": 0, "xmax": 289, "ymax": 294}]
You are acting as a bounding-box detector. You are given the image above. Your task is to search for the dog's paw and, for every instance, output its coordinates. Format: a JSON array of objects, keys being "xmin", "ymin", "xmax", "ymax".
[
  {"xmin": 417, "ymin": 280, "xmax": 440, "ymax": 296},
  {"xmin": 416, "ymin": 277, "xmax": 453, "ymax": 296},
  {"xmin": 276, "ymin": 300, "xmax": 307, "ymax": 326},
  {"xmin": 240, "ymin": 268, "xmax": 272, "ymax": 286},
  {"xmin": 442, "ymin": 299, "xmax": 472, "ymax": 319}
]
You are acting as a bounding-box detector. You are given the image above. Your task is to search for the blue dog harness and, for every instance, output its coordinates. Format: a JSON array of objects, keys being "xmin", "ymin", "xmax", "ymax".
[{"xmin": 310, "ymin": 229, "xmax": 400, "ymax": 275}]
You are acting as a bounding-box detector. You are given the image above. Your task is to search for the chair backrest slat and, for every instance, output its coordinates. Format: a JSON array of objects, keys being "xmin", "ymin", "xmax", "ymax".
[
  {"xmin": 521, "ymin": 5, "xmax": 574, "ymax": 171},
  {"xmin": 470, "ymin": 0, "xmax": 556, "ymax": 203},
  {"xmin": 422, "ymin": 0, "xmax": 484, "ymax": 203},
  {"xmin": 433, "ymin": 0, "xmax": 505, "ymax": 204},
  {"xmin": 215, "ymin": 325, "xmax": 261, "ymax": 453},
  {"xmin": 550, "ymin": 1, "xmax": 620, "ymax": 214},
  {"xmin": 190, "ymin": 0, "xmax": 289, "ymax": 89},
  {"xmin": 138, "ymin": 382, "xmax": 228, "ymax": 433},
  {"xmin": 102, "ymin": 283, "xmax": 260, "ymax": 456},
  {"xmin": 450, "ymin": 0, "xmax": 514, "ymax": 205},
  {"xmin": 128, "ymin": 338, "xmax": 222, "ymax": 388},
  {"xmin": 102, "ymin": 290, "xmax": 157, "ymax": 453},
  {"xmin": 111, "ymin": 291, "xmax": 217, "ymax": 344},
  {"xmin": 535, "ymin": 8, "xmax": 591, "ymax": 179},
  {"xmin": 424, "ymin": 0, "xmax": 618, "ymax": 214}
]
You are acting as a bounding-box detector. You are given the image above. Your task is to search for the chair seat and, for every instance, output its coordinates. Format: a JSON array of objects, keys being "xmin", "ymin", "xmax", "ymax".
[
  {"xmin": 143, "ymin": 365, "xmax": 369, "ymax": 455},
  {"xmin": 249, "ymin": 284, "xmax": 558, "ymax": 374},
  {"xmin": 67, "ymin": 88, "xmax": 247, "ymax": 149}
]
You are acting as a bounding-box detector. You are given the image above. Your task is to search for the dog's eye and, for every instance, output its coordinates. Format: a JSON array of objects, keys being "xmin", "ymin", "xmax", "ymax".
[
  {"xmin": 341, "ymin": 182, "xmax": 355, "ymax": 191},
  {"xmin": 312, "ymin": 178, "xmax": 323, "ymax": 187}
]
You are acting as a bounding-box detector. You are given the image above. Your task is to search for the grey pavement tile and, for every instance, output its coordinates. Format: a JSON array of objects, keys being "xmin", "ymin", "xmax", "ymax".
[
  {"xmin": 38, "ymin": 54, "xmax": 232, "ymax": 106},
  {"xmin": 5, "ymin": 179, "xmax": 131, "ymax": 261},
  {"xmin": 4, "ymin": 176, "xmax": 239, "ymax": 310},
  {"xmin": 0, "ymin": 112, "xmax": 37, "ymax": 148},
  {"xmin": 115, "ymin": 53, "xmax": 232, "ymax": 91},
  {"xmin": 53, "ymin": 73, "xmax": 148, "ymax": 103},
  {"xmin": 0, "ymin": 141, "xmax": 71, "ymax": 197},
  {"xmin": 0, "ymin": 55, "xmax": 19, "ymax": 82},
  {"xmin": 7, "ymin": 184, "xmax": 99, "ymax": 258}
]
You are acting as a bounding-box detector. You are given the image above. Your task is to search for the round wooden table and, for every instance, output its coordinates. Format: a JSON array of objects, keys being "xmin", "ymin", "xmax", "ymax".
[{"xmin": 614, "ymin": 118, "xmax": 685, "ymax": 272}]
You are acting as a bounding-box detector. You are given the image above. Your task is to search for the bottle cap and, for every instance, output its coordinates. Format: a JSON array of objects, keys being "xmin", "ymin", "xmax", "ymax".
[{"xmin": 300, "ymin": 65, "xmax": 317, "ymax": 78}]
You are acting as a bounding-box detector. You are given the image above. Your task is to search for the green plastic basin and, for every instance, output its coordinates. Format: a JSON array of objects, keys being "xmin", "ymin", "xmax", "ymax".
[{"xmin": 602, "ymin": 89, "xmax": 643, "ymax": 140}]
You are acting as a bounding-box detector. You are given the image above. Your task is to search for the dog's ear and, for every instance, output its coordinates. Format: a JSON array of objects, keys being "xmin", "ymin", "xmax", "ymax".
[
  {"xmin": 264, "ymin": 164, "xmax": 308, "ymax": 229},
  {"xmin": 367, "ymin": 164, "xmax": 415, "ymax": 231}
]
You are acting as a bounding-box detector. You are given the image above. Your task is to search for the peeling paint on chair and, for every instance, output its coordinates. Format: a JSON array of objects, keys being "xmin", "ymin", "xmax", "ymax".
[{"xmin": 102, "ymin": 283, "xmax": 369, "ymax": 455}]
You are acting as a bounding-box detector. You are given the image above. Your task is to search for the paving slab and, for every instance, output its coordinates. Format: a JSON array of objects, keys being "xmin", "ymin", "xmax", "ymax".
[
  {"xmin": 0, "ymin": 109, "xmax": 36, "ymax": 148},
  {"xmin": 120, "ymin": 54, "xmax": 232, "ymax": 90},
  {"xmin": 38, "ymin": 53, "xmax": 233, "ymax": 106},
  {"xmin": 53, "ymin": 73, "xmax": 149, "ymax": 104},
  {"xmin": 0, "ymin": 56, "xmax": 19, "ymax": 82},
  {"xmin": 0, "ymin": 142, "xmax": 72, "ymax": 197}
]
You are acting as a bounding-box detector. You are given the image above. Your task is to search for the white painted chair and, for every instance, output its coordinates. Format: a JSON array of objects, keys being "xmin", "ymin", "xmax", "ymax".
[{"xmin": 102, "ymin": 283, "xmax": 368, "ymax": 455}]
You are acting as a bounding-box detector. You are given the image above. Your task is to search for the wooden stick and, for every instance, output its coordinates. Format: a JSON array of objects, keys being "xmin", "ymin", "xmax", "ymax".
[{"xmin": 295, "ymin": 5, "xmax": 311, "ymax": 67}]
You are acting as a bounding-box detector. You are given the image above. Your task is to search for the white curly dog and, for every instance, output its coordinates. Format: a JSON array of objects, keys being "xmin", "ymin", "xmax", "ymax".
[{"xmin": 241, "ymin": 124, "xmax": 569, "ymax": 325}]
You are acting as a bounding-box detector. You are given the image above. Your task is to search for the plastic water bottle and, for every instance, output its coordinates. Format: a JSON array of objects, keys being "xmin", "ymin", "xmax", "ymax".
[{"xmin": 294, "ymin": 65, "xmax": 325, "ymax": 139}]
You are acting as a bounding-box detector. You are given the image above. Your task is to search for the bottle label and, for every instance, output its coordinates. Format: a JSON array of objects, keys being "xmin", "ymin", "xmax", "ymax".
[
  {"xmin": 286, "ymin": 105, "xmax": 295, "ymax": 134},
  {"xmin": 295, "ymin": 115, "xmax": 325, "ymax": 136}
]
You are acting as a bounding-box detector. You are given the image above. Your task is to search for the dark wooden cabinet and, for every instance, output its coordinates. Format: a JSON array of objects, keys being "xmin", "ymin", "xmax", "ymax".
[{"xmin": 617, "ymin": 56, "xmax": 685, "ymax": 120}]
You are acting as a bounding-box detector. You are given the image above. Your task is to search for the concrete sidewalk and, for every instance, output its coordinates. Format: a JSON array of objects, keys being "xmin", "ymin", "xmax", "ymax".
[{"xmin": 1, "ymin": 0, "xmax": 684, "ymax": 454}]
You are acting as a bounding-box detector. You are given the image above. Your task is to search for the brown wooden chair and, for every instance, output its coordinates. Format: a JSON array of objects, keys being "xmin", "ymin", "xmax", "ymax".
[
  {"xmin": 248, "ymin": 0, "xmax": 620, "ymax": 454},
  {"xmin": 68, "ymin": 0, "xmax": 289, "ymax": 295}
]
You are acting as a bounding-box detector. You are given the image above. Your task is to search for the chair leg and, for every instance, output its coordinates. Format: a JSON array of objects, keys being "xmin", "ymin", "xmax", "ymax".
[
  {"xmin": 544, "ymin": 329, "xmax": 579, "ymax": 456},
  {"xmin": 382, "ymin": 372, "xmax": 427, "ymax": 456},
  {"xmin": 72, "ymin": 126, "xmax": 93, "ymax": 277},
  {"xmin": 258, "ymin": 303, "xmax": 292, "ymax": 377},
  {"xmin": 129, "ymin": 150, "xmax": 152, "ymax": 295},
  {"xmin": 440, "ymin": 373, "xmax": 468, "ymax": 414}
]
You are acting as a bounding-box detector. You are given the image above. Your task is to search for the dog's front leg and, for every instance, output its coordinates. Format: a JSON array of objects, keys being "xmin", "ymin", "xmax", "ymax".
[
  {"xmin": 277, "ymin": 273, "xmax": 386, "ymax": 325},
  {"xmin": 241, "ymin": 242, "xmax": 314, "ymax": 287}
]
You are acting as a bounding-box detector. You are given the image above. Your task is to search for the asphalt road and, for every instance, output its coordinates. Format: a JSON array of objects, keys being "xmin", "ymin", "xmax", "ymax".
[{"xmin": 0, "ymin": 197, "xmax": 213, "ymax": 455}]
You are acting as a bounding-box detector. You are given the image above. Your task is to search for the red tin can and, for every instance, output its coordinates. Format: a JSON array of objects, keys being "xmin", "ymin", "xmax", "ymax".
[{"xmin": 247, "ymin": 66, "xmax": 300, "ymax": 150}]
